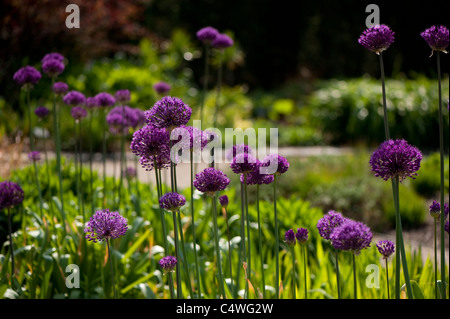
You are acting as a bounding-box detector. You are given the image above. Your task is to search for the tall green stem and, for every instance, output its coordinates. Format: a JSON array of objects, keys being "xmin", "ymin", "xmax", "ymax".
[
  {"xmin": 385, "ymin": 258, "xmax": 390, "ymax": 299},
  {"xmin": 172, "ymin": 211, "xmax": 182, "ymax": 299},
  {"xmin": 291, "ymin": 247, "xmax": 296, "ymax": 299},
  {"xmin": 303, "ymin": 244, "xmax": 308, "ymax": 299},
  {"xmin": 244, "ymin": 174, "xmax": 251, "ymax": 293},
  {"xmin": 379, "ymin": 52, "xmax": 390, "ymax": 140},
  {"xmin": 88, "ymin": 110, "xmax": 95, "ymax": 213},
  {"xmin": 434, "ymin": 218, "xmax": 438, "ymax": 299},
  {"xmin": 190, "ymin": 150, "xmax": 202, "ymax": 298},
  {"xmin": 177, "ymin": 209, "xmax": 194, "ymax": 299},
  {"xmin": 240, "ymin": 181, "xmax": 248, "ymax": 298},
  {"xmin": 212, "ymin": 194, "xmax": 226, "ymax": 298},
  {"xmin": 106, "ymin": 239, "xmax": 117, "ymax": 299},
  {"xmin": 436, "ymin": 51, "xmax": 446, "ymax": 299},
  {"xmin": 224, "ymin": 206, "xmax": 233, "ymax": 295},
  {"xmin": 274, "ymin": 174, "xmax": 280, "ymax": 299},
  {"xmin": 335, "ymin": 249, "xmax": 341, "ymax": 299},
  {"xmin": 101, "ymin": 108, "xmax": 107, "ymax": 204},
  {"xmin": 256, "ymin": 185, "xmax": 266, "ymax": 298},
  {"xmin": 213, "ymin": 51, "xmax": 223, "ymax": 130},
  {"xmin": 352, "ymin": 254, "xmax": 357, "ymax": 299},
  {"xmin": 7, "ymin": 207, "xmax": 15, "ymax": 280}
]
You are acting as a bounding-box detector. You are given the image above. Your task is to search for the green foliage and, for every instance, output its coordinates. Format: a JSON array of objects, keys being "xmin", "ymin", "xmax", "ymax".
[{"xmin": 413, "ymin": 152, "xmax": 450, "ymax": 198}]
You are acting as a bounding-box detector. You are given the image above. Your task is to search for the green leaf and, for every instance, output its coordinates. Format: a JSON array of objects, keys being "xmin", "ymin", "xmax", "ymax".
[{"xmin": 122, "ymin": 228, "xmax": 152, "ymax": 261}]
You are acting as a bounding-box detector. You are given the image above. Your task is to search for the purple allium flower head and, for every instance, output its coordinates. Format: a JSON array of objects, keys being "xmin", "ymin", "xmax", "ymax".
[
  {"xmin": 159, "ymin": 192, "xmax": 186, "ymax": 212},
  {"xmin": 131, "ymin": 108, "xmax": 146, "ymax": 128},
  {"xmin": 376, "ymin": 240, "xmax": 395, "ymax": 259},
  {"xmin": 85, "ymin": 97, "xmax": 99, "ymax": 109},
  {"xmin": 159, "ymin": 256, "xmax": 177, "ymax": 274},
  {"xmin": 240, "ymin": 160, "xmax": 274, "ymax": 185},
  {"xmin": 260, "ymin": 153, "xmax": 290, "ymax": 175},
  {"xmin": 230, "ymin": 152, "xmax": 258, "ymax": 175},
  {"xmin": 42, "ymin": 52, "xmax": 64, "ymax": 63},
  {"xmin": 95, "ymin": 92, "xmax": 116, "ymax": 107},
  {"xmin": 429, "ymin": 200, "xmax": 449, "ymax": 220},
  {"xmin": 172, "ymin": 125, "xmax": 209, "ymax": 151},
  {"xmin": 212, "ymin": 33, "xmax": 234, "ymax": 49},
  {"xmin": 219, "ymin": 195, "xmax": 229, "ymax": 208},
  {"xmin": 0, "ymin": 181, "xmax": 25, "ymax": 210},
  {"xmin": 130, "ymin": 125, "xmax": 171, "ymax": 171},
  {"xmin": 317, "ymin": 210, "xmax": 346, "ymax": 240},
  {"xmin": 358, "ymin": 24, "xmax": 395, "ymax": 55},
  {"xmin": 194, "ymin": 167, "xmax": 230, "ymax": 197},
  {"xmin": 225, "ymin": 144, "xmax": 253, "ymax": 161},
  {"xmin": 27, "ymin": 151, "xmax": 41, "ymax": 162},
  {"xmin": 295, "ymin": 228, "xmax": 309, "ymax": 245},
  {"xmin": 13, "ymin": 66, "xmax": 41, "ymax": 89},
  {"xmin": 284, "ymin": 229, "xmax": 296, "ymax": 247},
  {"xmin": 52, "ymin": 82, "xmax": 69, "ymax": 95},
  {"xmin": 35, "ymin": 106, "xmax": 50, "ymax": 119},
  {"xmin": 71, "ymin": 106, "xmax": 87, "ymax": 120},
  {"xmin": 63, "ymin": 91, "xmax": 86, "ymax": 106},
  {"xmin": 42, "ymin": 58, "xmax": 65, "ymax": 77},
  {"xmin": 153, "ymin": 81, "xmax": 172, "ymax": 95},
  {"xmin": 445, "ymin": 220, "xmax": 449, "ymax": 234},
  {"xmin": 197, "ymin": 26, "xmax": 220, "ymax": 44},
  {"xmin": 114, "ymin": 89, "xmax": 131, "ymax": 104},
  {"xmin": 84, "ymin": 209, "xmax": 128, "ymax": 243},
  {"xmin": 369, "ymin": 139, "xmax": 422, "ymax": 182},
  {"xmin": 330, "ymin": 219, "xmax": 373, "ymax": 255},
  {"xmin": 146, "ymin": 96, "xmax": 192, "ymax": 131},
  {"xmin": 421, "ymin": 25, "xmax": 449, "ymax": 54},
  {"xmin": 106, "ymin": 105, "xmax": 139, "ymax": 134}
]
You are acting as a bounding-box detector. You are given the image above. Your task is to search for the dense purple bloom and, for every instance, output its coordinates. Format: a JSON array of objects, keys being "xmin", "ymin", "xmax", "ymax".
[
  {"xmin": 159, "ymin": 192, "xmax": 186, "ymax": 212},
  {"xmin": 295, "ymin": 228, "xmax": 309, "ymax": 244},
  {"xmin": 358, "ymin": 24, "xmax": 395, "ymax": 54},
  {"xmin": 159, "ymin": 256, "xmax": 177, "ymax": 273},
  {"xmin": 35, "ymin": 106, "xmax": 50, "ymax": 119},
  {"xmin": 219, "ymin": 195, "xmax": 229, "ymax": 208},
  {"xmin": 317, "ymin": 210, "xmax": 346, "ymax": 240},
  {"xmin": 421, "ymin": 25, "xmax": 449, "ymax": 54},
  {"xmin": 153, "ymin": 81, "xmax": 171, "ymax": 95},
  {"xmin": 429, "ymin": 200, "xmax": 449, "ymax": 220},
  {"xmin": 225, "ymin": 144, "xmax": 253, "ymax": 161},
  {"xmin": 85, "ymin": 97, "xmax": 99, "ymax": 109},
  {"xmin": 376, "ymin": 240, "xmax": 395, "ymax": 259},
  {"xmin": 197, "ymin": 26, "xmax": 220, "ymax": 44},
  {"xmin": 212, "ymin": 33, "xmax": 234, "ymax": 49},
  {"xmin": 146, "ymin": 96, "xmax": 192, "ymax": 131},
  {"xmin": 52, "ymin": 82, "xmax": 69, "ymax": 95},
  {"xmin": 106, "ymin": 106, "xmax": 140, "ymax": 134},
  {"xmin": 84, "ymin": 209, "xmax": 128, "ymax": 243},
  {"xmin": 0, "ymin": 181, "xmax": 25, "ymax": 210},
  {"xmin": 42, "ymin": 58, "xmax": 65, "ymax": 77},
  {"xmin": 330, "ymin": 219, "xmax": 373, "ymax": 255},
  {"xmin": 63, "ymin": 91, "xmax": 86, "ymax": 106},
  {"xmin": 194, "ymin": 167, "xmax": 230, "ymax": 196},
  {"xmin": 230, "ymin": 153, "xmax": 258, "ymax": 175},
  {"xmin": 130, "ymin": 125, "xmax": 171, "ymax": 171},
  {"xmin": 13, "ymin": 66, "xmax": 41, "ymax": 89},
  {"xmin": 240, "ymin": 159, "xmax": 274, "ymax": 185},
  {"xmin": 71, "ymin": 106, "xmax": 87, "ymax": 120},
  {"xmin": 131, "ymin": 108, "xmax": 146, "ymax": 128},
  {"xmin": 114, "ymin": 89, "xmax": 131, "ymax": 104},
  {"xmin": 42, "ymin": 52, "xmax": 64, "ymax": 63},
  {"xmin": 369, "ymin": 139, "xmax": 422, "ymax": 182},
  {"xmin": 284, "ymin": 229, "xmax": 296, "ymax": 247},
  {"xmin": 95, "ymin": 92, "xmax": 115, "ymax": 107},
  {"xmin": 27, "ymin": 151, "xmax": 41, "ymax": 162},
  {"xmin": 260, "ymin": 153, "xmax": 290, "ymax": 175},
  {"xmin": 172, "ymin": 125, "xmax": 209, "ymax": 152}
]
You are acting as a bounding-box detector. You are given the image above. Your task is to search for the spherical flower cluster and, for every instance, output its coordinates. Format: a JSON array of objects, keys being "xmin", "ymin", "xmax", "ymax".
[
  {"xmin": 159, "ymin": 192, "xmax": 186, "ymax": 212},
  {"xmin": 172, "ymin": 125, "xmax": 209, "ymax": 151},
  {"xmin": 52, "ymin": 82, "xmax": 69, "ymax": 95},
  {"xmin": 212, "ymin": 33, "xmax": 234, "ymax": 49},
  {"xmin": 329, "ymin": 219, "xmax": 373, "ymax": 255},
  {"xmin": 225, "ymin": 144, "xmax": 253, "ymax": 161},
  {"xmin": 71, "ymin": 106, "xmax": 87, "ymax": 120},
  {"xmin": 369, "ymin": 139, "xmax": 422, "ymax": 182},
  {"xmin": 317, "ymin": 210, "xmax": 346, "ymax": 240},
  {"xmin": 295, "ymin": 228, "xmax": 309, "ymax": 245},
  {"xmin": 376, "ymin": 240, "xmax": 395, "ymax": 259},
  {"xmin": 130, "ymin": 125, "xmax": 171, "ymax": 171},
  {"xmin": 159, "ymin": 256, "xmax": 177, "ymax": 274},
  {"xmin": 35, "ymin": 106, "xmax": 50, "ymax": 119},
  {"xmin": 63, "ymin": 91, "xmax": 86, "ymax": 106},
  {"xmin": 106, "ymin": 106, "xmax": 141, "ymax": 134},
  {"xmin": 84, "ymin": 209, "xmax": 128, "ymax": 243},
  {"xmin": 197, "ymin": 26, "xmax": 220, "ymax": 44},
  {"xmin": 41, "ymin": 52, "xmax": 64, "ymax": 63},
  {"xmin": 153, "ymin": 81, "xmax": 171, "ymax": 95},
  {"xmin": 131, "ymin": 108, "xmax": 146, "ymax": 128},
  {"xmin": 240, "ymin": 160, "xmax": 274, "ymax": 185},
  {"xmin": 429, "ymin": 200, "xmax": 449, "ymax": 220},
  {"xmin": 260, "ymin": 153, "xmax": 290, "ymax": 175},
  {"xmin": 0, "ymin": 181, "xmax": 25, "ymax": 210},
  {"xmin": 358, "ymin": 24, "xmax": 395, "ymax": 54},
  {"xmin": 421, "ymin": 25, "xmax": 449, "ymax": 54},
  {"xmin": 42, "ymin": 58, "xmax": 65, "ymax": 77},
  {"xmin": 13, "ymin": 66, "xmax": 41, "ymax": 89},
  {"xmin": 85, "ymin": 97, "xmax": 99, "ymax": 109},
  {"xmin": 230, "ymin": 153, "xmax": 258, "ymax": 175},
  {"xmin": 219, "ymin": 195, "xmax": 229, "ymax": 208},
  {"xmin": 95, "ymin": 92, "xmax": 116, "ymax": 107},
  {"xmin": 284, "ymin": 229, "xmax": 296, "ymax": 247},
  {"xmin": 146, "ymin": 96, "xmax": 192, "ymax": 131},
  {"xmin": 194, "ymin": 167, "xmax": 230, "ymax": 196},
  {"xmin": 27, "ymin": 151, "xmax": 41, "ymax": 162},
  {"xmin": 114, "ymin": 89, "xmax": 131, "ymax": 104}
]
